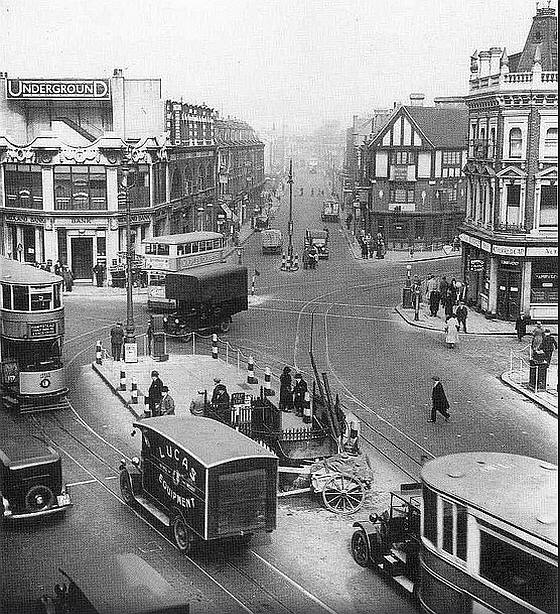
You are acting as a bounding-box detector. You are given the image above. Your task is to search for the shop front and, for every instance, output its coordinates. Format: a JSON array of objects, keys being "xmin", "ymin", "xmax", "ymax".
[{"xmin": 496, "ymin": 257, "xmax": 522, "ymax": 320}]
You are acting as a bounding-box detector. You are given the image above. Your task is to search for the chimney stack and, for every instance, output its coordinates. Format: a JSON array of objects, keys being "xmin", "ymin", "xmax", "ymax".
[{"xmin": 409, "ymin": 93, "xmax": 425, "ymax": 107}]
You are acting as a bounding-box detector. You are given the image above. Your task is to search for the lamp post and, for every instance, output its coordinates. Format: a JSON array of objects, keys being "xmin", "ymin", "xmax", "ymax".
[
  {"xmin": 119, "ymin": 165, "xmax": 137, "ymax": 358},
  {"xmin": 406, "ymin": 264, "xmax": 412, "ymax": 287},
  {"xmin": 287, "ymin": 159, "xmax": 294, "ymax": 264}
]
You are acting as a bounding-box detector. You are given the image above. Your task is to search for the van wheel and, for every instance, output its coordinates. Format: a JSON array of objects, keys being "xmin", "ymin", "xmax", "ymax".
[
  {"xmin": 219, "ymin": 320, "xmax": 231, "ymax": 333},
  {"xmin": 120, "ymin": 473, "xmax": 135, "ymax": 506},
  {"xmin": 172, "ymin": 515, "xmax": 193, "ymax": 553}
]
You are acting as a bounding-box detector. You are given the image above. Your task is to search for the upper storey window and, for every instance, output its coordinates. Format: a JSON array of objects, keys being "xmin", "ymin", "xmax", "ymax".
[
  {"xmin": 544, "ymin": 128, "xmax": 558, "ymax": 158},
  {"xmin": 508, "ymin": 128, "xmax": 523, "ymax": 159},
  {"xmin": 5, "ymin": 164, "xmax": 43, "ymax": 210},
  {"xmin": 54, "ymin": 166, "xmax": 106, "ymax": 210}
]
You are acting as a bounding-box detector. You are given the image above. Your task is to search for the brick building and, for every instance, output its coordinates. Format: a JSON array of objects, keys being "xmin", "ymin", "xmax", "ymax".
[
  {"xmin": 460, "ymin": 5, "xmax": 558, "ymax": 321},
  {"xmin": 359, "ymin": 95, "xmax": 468, "ymax": 245}
]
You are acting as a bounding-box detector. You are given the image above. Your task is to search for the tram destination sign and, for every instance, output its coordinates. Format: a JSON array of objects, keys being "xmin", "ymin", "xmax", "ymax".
[
  {"xmin": 7, "ymin": 79, "xmax": 110, "ymax": 100},
  {"xmin": 29, "ymin": 322, "xmax": 57, "ymax": 337}
]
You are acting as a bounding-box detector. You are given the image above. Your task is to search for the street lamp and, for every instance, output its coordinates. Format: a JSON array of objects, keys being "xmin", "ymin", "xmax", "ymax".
[
  {"xmin": 286, "ymin": 159, "xmax": 294, "ymax": 265},
  {"xmin": 197, "ymin": 206, "xmax": 205, "ymax": 231},
  {"xmin": 406, "ymin": 264, "xmax": 412, "ymax": 287},
  {"xmin": 119, "ymin": 165, "xmax": 137, "ymax": 359}
]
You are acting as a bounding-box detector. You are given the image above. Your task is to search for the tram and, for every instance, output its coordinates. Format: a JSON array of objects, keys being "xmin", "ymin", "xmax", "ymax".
[{"xmin": 0, "ymin": 257, "xmax": 67, "ymax": 411}]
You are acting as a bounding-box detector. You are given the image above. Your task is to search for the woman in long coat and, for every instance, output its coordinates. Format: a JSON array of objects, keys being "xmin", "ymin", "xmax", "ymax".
[
  {"xmin": 445, "ymin": 314, "xmax": 460, "ymax": 348},
  {"xmin": 279, "ymin": 366, "xmax": 293, "ymax": 412}
]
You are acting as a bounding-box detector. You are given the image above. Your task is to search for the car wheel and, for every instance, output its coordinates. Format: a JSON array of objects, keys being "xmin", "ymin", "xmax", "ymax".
[
  {"xmin": 172, "ymin": 515, "xmax": 193, "ymax": 554},
  {"xmin": 351, "ymin": 530, "xmax": 371, "ymax": 567},
  {"xmin": 120, "ymin": 472, "xmax": 135, "ymax": 506}
]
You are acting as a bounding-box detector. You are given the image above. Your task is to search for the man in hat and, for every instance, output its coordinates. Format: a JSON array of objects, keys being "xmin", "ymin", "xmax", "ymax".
[
  {"xmin": 428, "ymin": 376, "xmax": 450, "ymax": 423},
  {"xmin": 211, "ymin": 377, "xmax": 230, "ymax": 420},
  {"xmin": 159, "ymin": 386, "xmax": 176, "ymax": 415},
  {"xmin": 148, "ymin": 370, "xmax": 164, "ymax": 417},
  {"xmin": 110, "ymin": 321, "xmax": 124, "ymax": 361},
  {"xmin": 292, "ymin": 373, "xmax": 308, "ymax": 418}
]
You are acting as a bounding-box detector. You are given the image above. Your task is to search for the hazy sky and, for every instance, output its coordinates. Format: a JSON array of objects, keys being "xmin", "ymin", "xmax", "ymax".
[{"xmin": 0, "ymin": 0, "xmax": 544, "ymax": 132}]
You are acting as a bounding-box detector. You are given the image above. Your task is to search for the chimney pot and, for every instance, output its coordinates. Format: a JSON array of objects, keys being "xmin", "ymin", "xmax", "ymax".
[{"xmin": 409, "ymin": 93, "xmax": 425, "ymax": 106}]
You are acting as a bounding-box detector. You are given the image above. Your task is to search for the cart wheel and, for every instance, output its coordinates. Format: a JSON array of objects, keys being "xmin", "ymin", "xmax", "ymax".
[
  {"xmin": 351, "ymin": 529, "xmax": 371, "ymax": 567},
  {"xmin": 322, "ymin": 475, "xmax": 365, "ymax": 514},
  {"xmin": 172, "ymin": 515, "xmax": 193, "ymax": 554},
  {"xmin": 119, "ymin": 473, "xmax": 135, "ymax": 506},
  {"xmin": 219, "ymin": 320, "xmax": 231, "ymax": 333}
]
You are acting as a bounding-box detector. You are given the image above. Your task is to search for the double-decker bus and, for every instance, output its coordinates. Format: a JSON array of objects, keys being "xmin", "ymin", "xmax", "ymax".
[
  {"xmin": 142, "ymin": 232, "xmax": 225, "ymax": 311},
  {"xmin": 0, "ymin": 257, "xmax": 67, "ymax": 411}
]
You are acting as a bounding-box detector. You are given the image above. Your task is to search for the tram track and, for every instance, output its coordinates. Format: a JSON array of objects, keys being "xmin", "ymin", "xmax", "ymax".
[{"xmin": 24, "ymin": 399, "xmax": 340, "ymax": 614}]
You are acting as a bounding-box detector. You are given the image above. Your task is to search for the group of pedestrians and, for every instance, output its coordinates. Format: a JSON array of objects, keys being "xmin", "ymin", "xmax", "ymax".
[
  {"xmin": 357, "ymin": 233, "xmax": 385, "ymax": 260},
  {"xmin": 147, "ymin": 370, "xmax": 175, "ymax": 417},
  {"xmin": 30, "ymin": 259, "xmax": 74, "ymax": 291},
  {"xmin": 279, "ymin": 366, "xmax": 309, "ymax": 417}
]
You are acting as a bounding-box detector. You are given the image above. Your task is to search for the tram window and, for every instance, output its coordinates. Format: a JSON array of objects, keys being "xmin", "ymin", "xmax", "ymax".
[
  {"xmin": 456, "ymin": 505, "xmax": 467, "ymax": 561},
  {"xmin": 422, "ymin": 486, "xmax": 438, "ymax": 544},
  {"xmin": 13, "ymin": 285, "xmax": 29, "ymax": 311},
  {"xmin": 213, "ymin": 239, "xmax": 222, "ymax": 249},
  {"xmin": 53, "ymin": 284, "xmax": 61, "ymax": 309},
  {"xmin": 156, "ymin": 245, "xmax": 170, "ymax": 256},
  {"xmin": 205, "ymin": 240, "xmax": 214, "ymax": 250},
  {"xmin": 30, "ymin": 287, "xmax": 52, "ymax": 311},
  {"xmin": 2, "ymin": 284, "xmax": 12, "ymax": 309},
  {"xmin": 480, "ymin": 531, "xmax": 558, "ymax": 612},
  {"xmin": 442, "ymin": 499, "xmax": 453, "ymax": 554},
  {"xmin": 191, "ymin": 242, "xmax": 199, "ymax": 253}
]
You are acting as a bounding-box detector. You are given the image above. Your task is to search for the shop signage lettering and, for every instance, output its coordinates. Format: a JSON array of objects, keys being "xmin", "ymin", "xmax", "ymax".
[
  {"xmin": 7, "ymin": 79, "xmax": 110, "ymax": 100},
  {"xmin": 500, "ymin": 259, "xmax": 520, "ymax": 267},
  {"xmin": 469, "ymin": 259, "xmax": 484, "ymax": 272},
  {"xmin": 130, "ymin": 215, "xmax": 151, "ymax": 224},
  {"xmin": 534, "ymin": 272, "xmax": 558, "ymax": 281},
  {"xmin": 492, "ymin": 245, "xmax": 525, "ymax": 256},
  {"xmin": 481, "ymin": 240, "xmax": 491, "ymax": 253},
  {"xmin": 526, "ymin": 246, "xmax": 558, "ymax": 257},
  {"xmin": 459, "ymin": 233, "xmax": 481, "ymax": 248},
  {"xmin": 29, "ymin": 322, "xmax": 57, "ymax": 337},
  {"xmin": 5, "ymin": 214, "xmax": 44, "ymax": 225},
  {"xmin": 70, "ymin": 217, "xmax": 92, "ymax": 224}
]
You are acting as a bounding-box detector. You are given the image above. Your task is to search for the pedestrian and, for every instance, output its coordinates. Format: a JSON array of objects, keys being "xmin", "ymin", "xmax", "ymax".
[
  {"xmin": 444, "ymin": 289, "xmax": 455, "ymax": 318},
  {"xmin": 211, "ymin": 377, "xmax": 230, "ymax": 421},
  {"xmin": 426, "ymin": 274, "xmax": 437, "ymax": 300},
  {"xmin": 428, "ymin": 376, "xmax": 450, "ymax": 423},
  {"xmin": 54, "ymin": 261, "xmax": 62, "ymax": 276},
  {"xmin": 110, "ymin": 321, "xmax": 125, "ymax": 361},
  {"xmin": 449, "ymin": 279, "xmax": 458, "ymax": 305},
  {"xmin": 444, "ymin": 314, "xmax": 460, "ymax": 349},
  {"xmin": 45, "ymin": 260, "xmax": 53, "ymax": 272},
  {"xmin": 146, "ymin": 319, "xmax": 154, "ymax": 356},
  {"xmin": 92, "ymin": 261, "xmax": 105, "ymax": 287},
  {"xmin": 62, "ymin": 266, "xmax": 74, "ymax": 292},
  {"xmin": 429, "ymin": 288, "xmax": 441, "ymax": 317},
  {"xmin": 148, "ymin": 370, "xmax": 164, "ymax": 417},
  {"xmin": 159, "ymin": 386, "xmax": 176, "ymax": 415},
  {"xmin": 368, "ymin": 237, "xmax": 375, "ymax": 259},
  {"xmin": 292, "ymin": 373, "xmax": 308, "ymax": 418},
  {"xmin": 359, "ymin": 238, "xmax": 368, "ymax": 260},
  {"xmin": 541, "ymin": 330, "xmax": 558, "ymax": 366},
  {"xmin": 439, "ymin": 276, "xmax": 449, "ymax": 307},
  {"xmin": 456, "ymin": 302, "xmax": 468, "ymax": 333},
  {"xmin": 279, "ymin": 366, "xmax": 293, "ymax": 412},
  {"xmin": 309, "ymin": 245, "xmax": 319, "ymax": 270},
  {"xmin": 531, "ymin": 322, "xmax": 545, "ymax": 358},
  {"xmin": 515, "ymin": 313, "xmax": 528, "ymax": 342},
  {"xmin": 346, "ymin": 213, "xmax": 352, "ymax": 230}
]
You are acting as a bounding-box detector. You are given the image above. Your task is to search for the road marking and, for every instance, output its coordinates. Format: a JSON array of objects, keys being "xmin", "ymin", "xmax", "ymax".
[{"xmin": 250, "ymin": 550, "xmax": 341, "ymax": 614}]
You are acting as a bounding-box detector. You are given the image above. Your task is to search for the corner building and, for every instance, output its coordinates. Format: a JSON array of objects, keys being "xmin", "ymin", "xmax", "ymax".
[
  {"xmin": 460, "ymin": 5, "xmax": 558, "ymax": 321},
  {"xmin": 0, "ymin": 69, "xmax": 164, "ymax": 281}
]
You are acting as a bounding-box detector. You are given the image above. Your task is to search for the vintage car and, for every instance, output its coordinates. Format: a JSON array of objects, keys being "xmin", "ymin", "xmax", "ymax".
[
  {"xmin": 119, "ymin": 416, "xmax": 277, "ymax": 553},
  {"xmin": 254, "ymin": 215, "xmax": 270, "ymax": 231},
  {"xmin": 38, "ymin": 552, "xmax": 190, "ymax": 614},
  {"xmin": 261, "ymin": 229, "xmax": 283, "ymax": 255},
  {"xmin": 163, "ymin": 264, "xmax": 248, "ymax": 336},
  {"xmin": 0, "ymin": 416, "xmax": 71, "ymax": 521},
  {"xmin": 305, "ymin": 229, "xmax": 329, "ymax": 259}
]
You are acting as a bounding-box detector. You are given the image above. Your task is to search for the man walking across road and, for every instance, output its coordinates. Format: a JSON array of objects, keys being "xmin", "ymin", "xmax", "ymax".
[
  {"xmin": 110, "ymin": 321, "xmax": 124, "ymax": 361},
  {"xmin": 159, "ymin": 386, "xmax": 176, "ymax": 415},
  {"xmin": 456, "ymin": 302, "xmax": 468, "ymax": 333},
  {"xmin": 541, "ymin": 330, "xmax": 558, "ymax": 366},
  {"xmin": 428, "ymin": 376, "xmax": 450, "ymax": 422}
]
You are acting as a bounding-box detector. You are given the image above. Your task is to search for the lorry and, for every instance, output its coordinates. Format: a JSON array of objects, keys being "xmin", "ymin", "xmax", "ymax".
[
  {"xmin": 163, "ymin": 264, "xmax": 248, "ymax": 336},
  {"xmin": 261, "ymin": 229, "xmax": 283, "ymax": 255},
  {"xmin": 321, "ymin": 201, "xmax": 340, "ymax": 223}
]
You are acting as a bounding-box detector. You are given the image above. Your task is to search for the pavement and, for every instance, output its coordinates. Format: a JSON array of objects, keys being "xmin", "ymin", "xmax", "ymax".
[{"xmin": 396, "ymin": 299, "xmax": 558, "ymax": 416}]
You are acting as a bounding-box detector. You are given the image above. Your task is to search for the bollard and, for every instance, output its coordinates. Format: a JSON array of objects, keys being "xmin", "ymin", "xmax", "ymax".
[
  {"xmin": 264, "ymin": 367, "xmax": 274, "ymax": 396},
  {"xmin": 291, "ymin": 253, "xmax": 299, "ymax": 271},
  {"xmin": 251, "ymin": 274, "xmax": 256, "ymax": 296},
  {"xmin": 247, "ymin": 356, "xmax": 258, "ymax": 384},
  {"xmin": 212, "ymin": 334, "xmax": 218, "ymax": 360},
  {"xmin": 95, "ymin": 340, "xmax": 103, "ymax": 365},
  {"xmin": 130, "ymin": 378, "xmax": 138, "ymax": 404},
  {"xmin": 280, "ymin": 253, "xmax": 287, "ymax": 271},
  {"xmin": 119, "ymin": 370, "xmax": 126, "ymax": 391},
  {"xmin": 303, "ymin": 391, "xmax": 312, "ymax": 423}
]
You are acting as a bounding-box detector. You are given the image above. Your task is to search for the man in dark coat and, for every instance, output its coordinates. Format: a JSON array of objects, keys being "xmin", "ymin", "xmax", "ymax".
[
  {"xmin": 456, "ymin": 302, "xmax": 468, "ymax": 333},
  {"xmin": 292, "ymin": 373, "xmax": 308, "ymax": 418},
  {"xmin": 211, "ymin": 378, "xmax": 230, "ymax": 420},
  {"xmin": 148, "ymin": 370, "xmax": 164, "ymax": 417},
  {"xmin": 159, "ymin": 386, "xmax": 176, "ymax": 415},
  {"xmin": 110, "ymin": 321, "xmax": 124, "ymax": 361},
  {"xmin": 439, "ymin": 276, "xmax": 449, "ymax": 307},
  {"xmin": 429, "ymin": 289, "xmax": 441, "ymax": 317},
  {"xmin": 279, "ymin": 366, "xmax": 293, "ymax": 412},
  {"xmin": 92, "ymin": 261, "xmax": 105, "ymax": 287},
  {"xmin": 541, "ymin": 330, "xmax": 558, "ymax": 366},
  {"xmin": 428, "ymin": 376, "xmax": 450, "ymax": 423},
  {"xmin": 515, "ymin": 314, "xmax": 528, "ymax": 342}
]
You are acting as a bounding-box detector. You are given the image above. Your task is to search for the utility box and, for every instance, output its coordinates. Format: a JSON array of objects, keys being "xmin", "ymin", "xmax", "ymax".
[
  {"xmin": 152, "ymin": 332, "xmax": 168, "ymax": 362},
  {"xmin": 402, "ymin": 287, "xmax": 413, "ymax": 308},
  {"xmin": 528, "ymin": 359, "xmax": 547, "ymax": 392}
]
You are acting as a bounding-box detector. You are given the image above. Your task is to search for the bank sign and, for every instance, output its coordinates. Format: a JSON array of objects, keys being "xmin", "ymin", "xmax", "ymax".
[{"xmin": 7, "ymin": 79, "xmax": 110, "ymax": 100}]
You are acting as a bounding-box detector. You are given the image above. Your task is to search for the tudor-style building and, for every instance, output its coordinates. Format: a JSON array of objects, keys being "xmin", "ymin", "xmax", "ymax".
[
  {"xmin": 460, "ymin": 4, "xmax": 558, "ymax": 321},
  {"xmin": 360, "ymin": 95, "xmax": 468, "ymax": 245}
]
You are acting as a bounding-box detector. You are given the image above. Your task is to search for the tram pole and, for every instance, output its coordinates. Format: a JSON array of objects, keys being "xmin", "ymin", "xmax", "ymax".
[
  {"xmin": 120, "ymin": 164, "xmax": 137, "ymax": 361},
  {"xmin": 287, "ymin": 159, "xmax": 294, "ymax": 265}
]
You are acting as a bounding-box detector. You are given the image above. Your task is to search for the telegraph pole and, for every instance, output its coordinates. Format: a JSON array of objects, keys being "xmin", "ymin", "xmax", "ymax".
[{"xmin": 287, "ymin": 158, "xmax": 294, "ymax": 262}]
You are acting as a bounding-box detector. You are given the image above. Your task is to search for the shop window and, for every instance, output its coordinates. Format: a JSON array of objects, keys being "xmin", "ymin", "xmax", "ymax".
[
  {"xmin": 479, "ymin": 531, "xmax": 557, "ymax": 613},
  {"xmin": 117, "ymin": 165, "xmax": 150, "ymax": 209},
  {"xmin": 4, "ymin": 164, "xmax": 43, "ymax": 209},
  {"xmin": 531, "ymin": 259, "xmax": 558, "ymax": 304},
  {"xmin": 544, "ymin": 128, "xmax": 557, "ymax": 158},
  {"xmin": 539, "ymin": 186, "xmax": 557, "ymax": 227},
  {"xmin": 506, "ymin": 184, "xmax": 521, "ymax": 226},
  {"xmin": 508, "ymin": 128, "xmax": 523, "ymax": 158},
  {"xmin": 54, "ymin": 166, "xmax": 107, "ymax": 210}
]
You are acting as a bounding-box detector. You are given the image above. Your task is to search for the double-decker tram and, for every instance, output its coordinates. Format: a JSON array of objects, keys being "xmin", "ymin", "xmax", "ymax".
[
  {"xmin": 419, "ymin": 453, "xmax": 557, "ymax": 614},
  {"xmin": 142, "ymin": 232, "xmax": 225, "ymax": 311},
  {"xmin": 0, "ymin": 257, "xmax": 67, "ymax": 412}
]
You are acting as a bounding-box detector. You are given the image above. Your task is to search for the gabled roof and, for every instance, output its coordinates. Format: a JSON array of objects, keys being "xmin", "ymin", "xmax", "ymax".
[{"xmin": 404, "ymin": 106, "xmax": 468, "ymax": 149}]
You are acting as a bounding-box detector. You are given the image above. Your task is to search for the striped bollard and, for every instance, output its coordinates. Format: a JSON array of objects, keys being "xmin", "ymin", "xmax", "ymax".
[
  {"xmin": 212, "ymin": 334, "xmax": 218, "ymax": 360},
  {"xmin": 130, "ymin": 378, "xmax": 138, "ymax": 404},
  {"xmin": 264, "ymin": 367, "xmax": 274, "ymax": 396},
  {"xmin": 303, "ymin": 391, "xmax": 312, "ymax": 423},
  {"xmin": 247, "ymin": 356, "xmax": 258, "ymax": 384},
  {"xmin": 95, "ymin": 340, "xmax": 103, "ymax": 365},
  {"xmin": 119, "ymin": 370, "xmax": 126, "ymax": 391},
  {"xmin": 291, "ymin": 253, "xmax": 299, "ymax": 271},
  {"xmin": 280, "ymin": 253, "xmax": 287, "ymax": 271}
]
